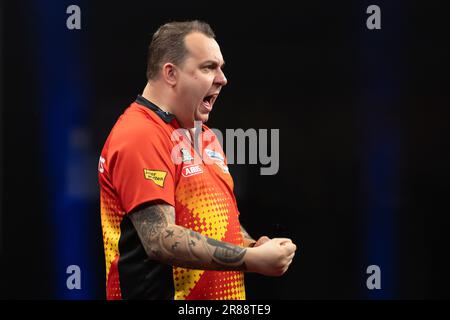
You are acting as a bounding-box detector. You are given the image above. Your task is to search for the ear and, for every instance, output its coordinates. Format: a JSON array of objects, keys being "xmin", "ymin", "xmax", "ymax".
[{"xmin": 162, "ymin": 63, "xmax": 178, "ymax": 87}]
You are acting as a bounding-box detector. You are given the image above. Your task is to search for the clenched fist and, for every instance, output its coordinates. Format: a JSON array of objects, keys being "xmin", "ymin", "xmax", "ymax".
[{"xmin": 245, "ymin": 238, "xmax": 297, "ymax": 276}]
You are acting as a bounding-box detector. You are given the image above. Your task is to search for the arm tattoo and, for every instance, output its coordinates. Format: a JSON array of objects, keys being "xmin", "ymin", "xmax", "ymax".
[
  {"xmin": 206, "ymin": 237, "xmax": 246, "ymax": 263},
  {"xmin": 165, "ymin": 229, "xmax": 175, "ymax": 238},
  {"xmin": 129, "ymin": 203, "xmax": 248, "ymax": 271}
]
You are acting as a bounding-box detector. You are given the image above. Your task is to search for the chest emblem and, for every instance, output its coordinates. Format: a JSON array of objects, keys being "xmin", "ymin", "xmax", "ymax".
[
  {"xmin": 182, "ymin": 164, "xmax": 203, "ymax": 177},
  {"xmin": 181, "ymin": 148, "xmax": 194, "ymax": 163}
]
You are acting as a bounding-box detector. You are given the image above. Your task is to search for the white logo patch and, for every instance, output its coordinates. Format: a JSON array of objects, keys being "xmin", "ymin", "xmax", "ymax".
[{"xmin": 205, "ymin": 149, "xmax": 225, "ymax": 162}]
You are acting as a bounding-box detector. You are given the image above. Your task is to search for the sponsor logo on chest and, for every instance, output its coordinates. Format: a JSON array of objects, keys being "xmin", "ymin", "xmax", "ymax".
[
  {"xmin": 182, "ymin": 164, "xmax": 203, "ymax": 177},
  {"xmin": 205, "ymin": 148, "xmax": 225, "ymax": 162},
  {"xmin": 181, "ymin": 147, "xmax": 194, "ymax": 163}
]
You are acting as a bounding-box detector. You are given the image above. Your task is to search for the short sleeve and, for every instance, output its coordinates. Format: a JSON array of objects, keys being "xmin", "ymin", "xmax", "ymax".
[{"xmin": 108, "ymin": 124, "xmax": 176, "ymax": 213}]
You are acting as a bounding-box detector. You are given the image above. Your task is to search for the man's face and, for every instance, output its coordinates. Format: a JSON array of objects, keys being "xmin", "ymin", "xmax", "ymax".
[{"xmin": 174, "ymin": 32, "xmax": 227, "ymax": 127}]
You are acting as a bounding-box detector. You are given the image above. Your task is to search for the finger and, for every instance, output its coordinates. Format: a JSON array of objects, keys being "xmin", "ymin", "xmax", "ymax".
[
  {"xmin": 273, "ymin": 238, "xmax": 292, "ymax": 244},
  {"xmin": 280, "ymin": 260, "xmax": 293, "ymax": 272},
  {"xmin": 283, "ymin": 254, "xmax": 295, "ymax": 267},
  {"xmin": 285, "ymin": 243, "xmax": 297, "ymax": 251},
  {"xmin": 281, "ymin": 265, "xmax": 290, "ymax": 275},
  {"xmin": 286, "ymin": 252, "xmax": 295, "ymax": 261},
  {"xmin": 280, "ymin": 241, "xmax": 293, "ymax": 247},
  {"xmin": 283, "ymin": 243, "xmax": 297, "ymax": 255}
]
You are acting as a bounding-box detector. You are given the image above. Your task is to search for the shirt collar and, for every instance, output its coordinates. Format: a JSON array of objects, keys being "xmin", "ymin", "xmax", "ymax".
[{"xmin": 135, "ymin": 95, "xmax": 175, "ymax": 123}]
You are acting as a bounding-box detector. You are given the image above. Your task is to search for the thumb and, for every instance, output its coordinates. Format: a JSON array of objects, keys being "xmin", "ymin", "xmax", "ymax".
[{"xmin": 254, "ymin": 236, "xmax": 270, "ymax": 247}]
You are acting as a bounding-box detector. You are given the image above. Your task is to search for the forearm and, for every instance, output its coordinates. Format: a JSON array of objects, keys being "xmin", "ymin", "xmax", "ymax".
[
  {"xmin": 129, "ymin": 204, "xmax": 248, "ymax": 271},
  {"xmin": 151, "ymin": 223, "xmax": 248, "ymax": 271}
]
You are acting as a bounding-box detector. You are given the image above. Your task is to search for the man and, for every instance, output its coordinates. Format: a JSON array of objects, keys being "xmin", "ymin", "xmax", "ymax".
[{"xmin": 98, "ymin": 20, "xmax": 297, "ymax": 300}]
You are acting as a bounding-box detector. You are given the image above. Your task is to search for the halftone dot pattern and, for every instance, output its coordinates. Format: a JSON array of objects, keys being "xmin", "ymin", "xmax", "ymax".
[
  {"xmin": 100, "ymin": 190, "xmax": 124, "ymax": 298},
  {"xmin": 106, "ymin": 256, "xmax": 122, "ymax": 300},
  {"xmin": 173, "ymin": 268, "xmax": 204, "ymax": 300},
  {"xmin": 185, "ymin": 270, "xmax": 245, "ymax": 300},
  {"xmin": 173, "ymin": 166, "xmax": 245, "ymax": 300},
  {"xmin": 177, "ymin": 180, "xmax": 230, "ymax": 238}
]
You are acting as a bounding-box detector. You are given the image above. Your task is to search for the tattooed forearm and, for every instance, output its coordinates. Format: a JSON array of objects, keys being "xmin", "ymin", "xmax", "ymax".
[
  {"xmin": 206, "ymin": 237, "xmax": 246, "ymax": 263},
  {"xmin": 129, "ymin": 203, "xmax": 248, "ymax": 271}
]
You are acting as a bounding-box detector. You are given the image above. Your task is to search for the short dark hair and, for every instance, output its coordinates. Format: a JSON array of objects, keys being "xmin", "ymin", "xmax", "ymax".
[{"xmin": 146, "ymin": 20, "xmax": 216, "ymax": 81}]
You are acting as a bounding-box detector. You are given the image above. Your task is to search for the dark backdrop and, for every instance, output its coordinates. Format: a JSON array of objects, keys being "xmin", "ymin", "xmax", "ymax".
[{"xmin": 1, "ymin": 0, "xmax": 449, "ymax": 299}]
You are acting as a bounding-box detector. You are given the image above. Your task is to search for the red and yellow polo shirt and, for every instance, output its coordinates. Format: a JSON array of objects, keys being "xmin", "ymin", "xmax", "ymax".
[{"xmin": 98, "ymin": 95, "xmax": 245, "ymax": 300}]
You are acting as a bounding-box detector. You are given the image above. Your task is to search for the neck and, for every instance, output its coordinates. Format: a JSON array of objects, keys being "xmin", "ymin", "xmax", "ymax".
[
  {"xmin": 141, "ymin": 81, "xmax": 174, "ymax": 114},
  {"xmin": 141, "ymin": 81, "xmax": 199, "ymax": 129}
]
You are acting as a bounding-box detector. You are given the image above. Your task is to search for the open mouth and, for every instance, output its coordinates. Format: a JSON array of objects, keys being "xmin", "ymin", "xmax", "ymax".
[{"xmin": 201, "ymin": 94, "xmax": 218, "ymax": 112}]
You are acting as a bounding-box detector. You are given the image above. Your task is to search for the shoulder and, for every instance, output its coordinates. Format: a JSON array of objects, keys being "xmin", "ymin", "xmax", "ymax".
[{"xmin": 109, "ymin": 104, "xmax": 173, "ymax": 150}]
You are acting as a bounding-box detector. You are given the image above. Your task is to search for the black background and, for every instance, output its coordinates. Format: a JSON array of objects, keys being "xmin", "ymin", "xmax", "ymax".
[{"xmin": 1, "ymin": 0, "xmax": 449, "ymax": 299}]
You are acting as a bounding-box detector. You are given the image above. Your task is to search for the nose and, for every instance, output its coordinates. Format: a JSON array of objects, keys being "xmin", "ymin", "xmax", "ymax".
[{"xmin": 215, "ymin": 68, "xmax": 228, "ymax": 87}]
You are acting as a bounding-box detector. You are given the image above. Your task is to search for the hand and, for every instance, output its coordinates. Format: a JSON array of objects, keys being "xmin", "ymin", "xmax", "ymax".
[
  {"xmin": 253, "ymin": 236, "xmax": 271, "ymax": 247},
  {"xmin": 245, "ymin": 238, "xmax": 297, "ymax": 277}
]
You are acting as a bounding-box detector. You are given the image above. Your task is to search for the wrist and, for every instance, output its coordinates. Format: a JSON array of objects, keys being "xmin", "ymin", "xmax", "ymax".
[
  {"xmin": 243, "ymin": 237, "xmax": 256, "ymax": 248},
  {"xmin": 243, "ymin": 247, "xmax": 257, "ymax": 273}
]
